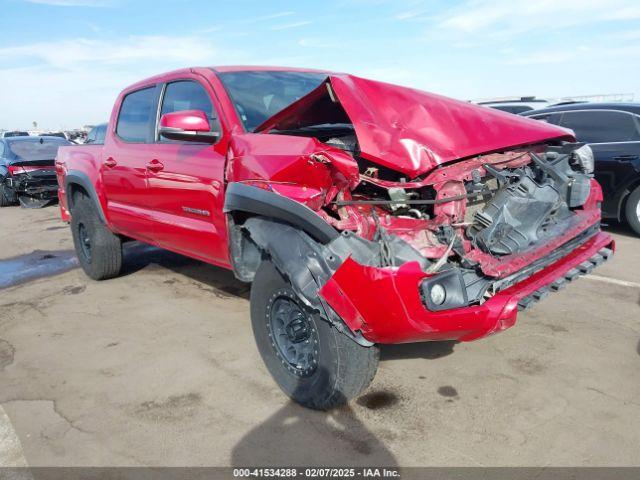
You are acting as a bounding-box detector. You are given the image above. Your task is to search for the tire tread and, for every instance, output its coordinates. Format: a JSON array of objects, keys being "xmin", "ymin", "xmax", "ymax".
[
  {"xmin": 71, "ymin": 193, "xmax": 122, "ymax": 280},
  {"xmin": 0, "ymin": 184, "xmax": 13, "ymax": 207}
]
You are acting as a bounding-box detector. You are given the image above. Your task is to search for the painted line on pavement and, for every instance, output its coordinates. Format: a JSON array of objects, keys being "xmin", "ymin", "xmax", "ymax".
[
  {"xmin": 0, "ymin": 405, "xmax": 28, "ymax": 467},
  {"xmin": 585, "ymin": 274, "xmax": 640, "ymax": 289}
]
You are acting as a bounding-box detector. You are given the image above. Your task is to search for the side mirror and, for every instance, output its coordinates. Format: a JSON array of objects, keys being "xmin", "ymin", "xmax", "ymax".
[{"xmin": 159, "ymin": 110, "xmax": 219, "ymax": 143}]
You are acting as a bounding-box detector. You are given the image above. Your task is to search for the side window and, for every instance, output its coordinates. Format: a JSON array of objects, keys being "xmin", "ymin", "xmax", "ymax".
[
  {"xmin": 159, "ymin": 80, "xmax": 220, "ymax": 140},
  {"xmin": 529, "ymin": 113, "xmax": 562, "ymax": 125},
  {"xmin": 116, "ymin": 87, "xmax": 156, "ymax": 143},
  {"xmin": 560, "ymin": 110, "xmax": 640, "ymax": 143},
  {"xmin": 0, "ymin": 142, "xmax": 5, "ymax": 157},
  {"xmin": 509, "ymin": 105, "xmax": 533, "ymax": 114},
  {"xmin": 494, "ymin": 105, "xmax": 532, "ymax": 114},
  {"xmin": 95, "ymin": 125, "xmax": 107, "ymax": 144}
]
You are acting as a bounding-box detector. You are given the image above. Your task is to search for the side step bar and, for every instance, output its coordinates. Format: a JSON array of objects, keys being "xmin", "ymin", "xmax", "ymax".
[{"xmin": 517, "ymin": 247, "xmax": 613, "ymax": 311}]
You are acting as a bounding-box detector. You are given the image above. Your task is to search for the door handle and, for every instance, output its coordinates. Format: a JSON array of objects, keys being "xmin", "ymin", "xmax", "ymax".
[
  {"xmin": 146, "ymin": 159, "xmax": 164, "ymax": 172},
  {"xmin": 104, "ymin": 157, "xmax": 117, "ymax": 168},
  {"xmin": 613, "ymin": 155, "xmax": 639, "ymax": 161}
]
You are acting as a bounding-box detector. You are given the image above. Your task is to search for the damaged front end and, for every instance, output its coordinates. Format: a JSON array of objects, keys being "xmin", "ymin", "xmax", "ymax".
[{"xmin": 224, "ymin": 75, "xmax": 614, "ymax": 345}]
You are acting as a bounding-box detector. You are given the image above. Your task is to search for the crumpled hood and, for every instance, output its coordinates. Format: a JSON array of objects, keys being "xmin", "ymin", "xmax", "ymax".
[{"xmin": 256, "ymin": 74, "xmax": 574, "ymax": 178}]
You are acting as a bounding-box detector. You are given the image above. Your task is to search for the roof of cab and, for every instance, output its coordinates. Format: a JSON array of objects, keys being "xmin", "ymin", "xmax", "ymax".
[
  {"xmin": 121, "ymin": 66, "xmax": 333, "ymax": 92},
  {"xmin": 211, "ymin": 65, "xmax": 331, "ymax": 74}
]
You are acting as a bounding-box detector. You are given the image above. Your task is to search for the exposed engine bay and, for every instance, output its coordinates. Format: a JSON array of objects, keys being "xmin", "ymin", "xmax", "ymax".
[{"xmin": 287, "ymin": 125, "xmax": 597, "ymax": 264}]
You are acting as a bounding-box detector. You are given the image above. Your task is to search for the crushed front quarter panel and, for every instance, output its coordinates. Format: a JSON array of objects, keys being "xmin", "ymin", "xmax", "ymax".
[{"xmin": 256, "ymin": 74, "xmax": 575, "ymax": 178}]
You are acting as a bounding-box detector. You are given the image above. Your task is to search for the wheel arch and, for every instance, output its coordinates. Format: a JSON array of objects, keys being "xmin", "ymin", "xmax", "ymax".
[
  {"xmin": 225, "ymin": 212, "xmax": 373, "ymax": 347},
  {"xmin": 65, "ymin": 171, "xmax": 107, "ymax": 223},
  {"xmin": 617, "ymin": 176, "xmax": 640, "ymax": 221},
  {"xmin": 223, "ymin": 182, "xmax": 339, "ymax": 245}
]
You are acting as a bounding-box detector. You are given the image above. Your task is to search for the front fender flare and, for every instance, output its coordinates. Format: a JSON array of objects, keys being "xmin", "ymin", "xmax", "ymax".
[
  {"xmin": 223, "ymin": 182, "xmax": 339, "ymax": 244},
  {"xmin": 229, "ymin": 216, "xmax": 374, "ymax": 347}
]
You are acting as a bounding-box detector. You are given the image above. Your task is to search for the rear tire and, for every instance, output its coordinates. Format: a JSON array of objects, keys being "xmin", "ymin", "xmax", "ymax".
[
  {"xmin": 625, "ymin": 186, "xmax": 640, "ymax": 236},
  {"xmin": 71, "ymin": 193, "xmax": 123, "ymax": 280},
  {"xmin": 250, "ymin": 260, "xmax": 379, "ymax": 410},
  {"xmin": 0, "ymin": 182, "xmax": 14, "ymax": 207}
]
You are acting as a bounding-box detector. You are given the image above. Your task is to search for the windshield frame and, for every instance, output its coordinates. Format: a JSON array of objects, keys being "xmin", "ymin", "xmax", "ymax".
[{"xmin": 215, "ymin": 70, "xmax": 328, "ymax": 133}]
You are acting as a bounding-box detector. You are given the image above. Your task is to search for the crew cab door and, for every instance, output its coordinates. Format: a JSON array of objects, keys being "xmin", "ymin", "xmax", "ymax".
[
  {"xmin": 146, "ymin": 76, "xmax": 230, "ymax": 265},
  {"xmin": 102, "ymin": 85, "xmax": 160, "ymax": 241}
]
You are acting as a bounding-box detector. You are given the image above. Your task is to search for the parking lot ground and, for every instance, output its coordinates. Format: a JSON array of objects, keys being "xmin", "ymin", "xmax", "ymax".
[{"xmin": 0, "ymin": 205, "xmax": 639, "ymax": 467}]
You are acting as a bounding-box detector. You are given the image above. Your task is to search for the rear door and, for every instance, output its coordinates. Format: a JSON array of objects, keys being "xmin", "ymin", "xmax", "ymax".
[
  {"xmin": 102, "ymin": 85, "xmax": 160, "ymax": 241},
  {"xmin": 145, "ymin": 75, "xmax": 230, "ymax": 265}
]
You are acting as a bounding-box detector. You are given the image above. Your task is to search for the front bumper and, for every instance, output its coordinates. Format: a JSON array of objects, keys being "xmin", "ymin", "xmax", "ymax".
[{"xmin": 319, "ymin": 230, "xmax": 614, "ymax": 344}]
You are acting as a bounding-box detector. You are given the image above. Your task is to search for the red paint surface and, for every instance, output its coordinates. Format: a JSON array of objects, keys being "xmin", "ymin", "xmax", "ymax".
[
  {"xmin": 160, "ymin": 110, "xmax": 211, "ymax": 132},
  {"xmin": 320, "ymin": 232, "xmax": 614, "ymax": 344}
]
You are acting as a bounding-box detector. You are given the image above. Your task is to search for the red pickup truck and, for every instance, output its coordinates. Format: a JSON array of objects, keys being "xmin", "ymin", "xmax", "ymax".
[{"xmin": 56, "ymin": 66, "xmax": 614, "ymax": 409}]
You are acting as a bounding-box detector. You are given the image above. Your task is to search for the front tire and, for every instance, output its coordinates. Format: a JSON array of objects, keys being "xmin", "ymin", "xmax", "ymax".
[
  {"xmin": 625, "ymin": 186, "xmax": 640, "ymax": 236},
  {"xmin": 70, "ymin": 193, "xmax": 123, "ymax": 280},
  {"xmin": 250, "ymin": 260, "xmax": 379, "ymax": 410}
]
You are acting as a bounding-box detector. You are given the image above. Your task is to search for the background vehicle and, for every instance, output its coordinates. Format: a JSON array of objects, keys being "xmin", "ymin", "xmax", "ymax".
[
  {"xmin": 522, "ymin": 103, "xmax": 640, "ymax": 235},
  {"xmin": 474, "ymin": 96, "xmax": 551, "ymax": 114},
  {"xmin": 56, "ymin": 67, "xmax": 613, "ymax": 409},
  {"xmin": 0, "ymin": 131, "xmax": 30, "ymax": 138},
  {"xmin": 42, "ymin": 131, "xmax": 69, "ymax": 140},
  {"xmin": 84, "ymin": 123, "xmax": 107, "ymax": 144},
  {"xmin": 1, "ymin": 136, "xmax": 71, "ymax": 208}
]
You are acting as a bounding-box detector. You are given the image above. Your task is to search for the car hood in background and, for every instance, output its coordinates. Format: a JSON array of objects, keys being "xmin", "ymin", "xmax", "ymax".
[{"xmin": 256, "ymin": 75, "xmax": 574, "ymax": 178}]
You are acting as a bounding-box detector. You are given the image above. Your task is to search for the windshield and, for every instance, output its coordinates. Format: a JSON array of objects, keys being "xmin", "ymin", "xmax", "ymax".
[
  {"xmin": 217, "ymin": 71, "xmax": 327, "ymax": 132},
  {"xmin": 8, "ymin": 138, "xmax": 69, "ymax": 161}
]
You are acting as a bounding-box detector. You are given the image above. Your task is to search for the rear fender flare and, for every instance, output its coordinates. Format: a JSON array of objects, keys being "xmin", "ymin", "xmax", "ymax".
[{"xmin": 65, "ymin": 171, "xmax": 107, "ymax": 223}]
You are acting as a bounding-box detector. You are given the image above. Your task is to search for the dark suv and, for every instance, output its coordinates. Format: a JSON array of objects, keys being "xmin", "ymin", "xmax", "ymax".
[{"xmin": 522, "ymin": 104, "xmax": 640, "ymax": 235}]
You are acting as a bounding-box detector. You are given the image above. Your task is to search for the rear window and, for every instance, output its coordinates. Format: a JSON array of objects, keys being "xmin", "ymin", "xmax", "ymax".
[
  {"xmin": 8, "ymin": 138, "xmax": 68, "ymax": 161},
  {"xmin": 116, "ymin": 87, "xmax": 156, "ymax": 142},
  {"xmin": 4, "ymin": 132, "xmax": 30, "ymax": 138}
]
